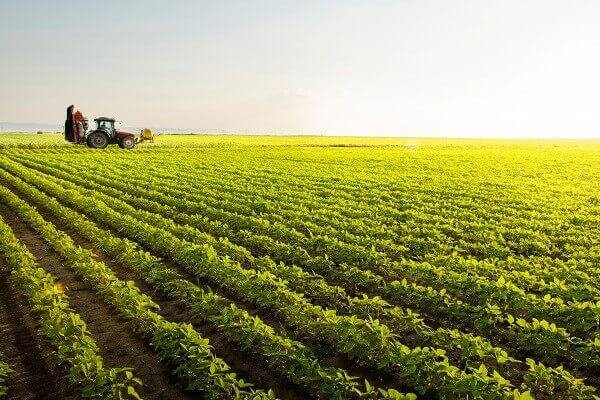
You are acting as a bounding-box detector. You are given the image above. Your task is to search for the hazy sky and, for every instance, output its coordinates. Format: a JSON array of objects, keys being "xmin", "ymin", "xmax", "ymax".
[{"xmin": 1, "ymin": 0, "xmax": 599, "ymax": 137}]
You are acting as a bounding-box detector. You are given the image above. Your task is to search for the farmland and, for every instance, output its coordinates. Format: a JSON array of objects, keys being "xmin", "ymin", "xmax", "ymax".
[{"xmin": 0, "ymin": 134, "xmax": 599, "ymax": 400}]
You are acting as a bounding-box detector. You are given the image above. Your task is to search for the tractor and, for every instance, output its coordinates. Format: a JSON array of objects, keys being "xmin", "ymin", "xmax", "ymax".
[
  {"xmin": 87, "ymin": 117, "xmax": 136, "ymax": 149},
  {"xmin": 64, "ymin": 105, "xmax": 137, "ymax": 149}
]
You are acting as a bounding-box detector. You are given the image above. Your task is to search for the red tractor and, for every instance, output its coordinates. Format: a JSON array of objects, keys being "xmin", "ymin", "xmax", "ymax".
[{"xmin": 64, "ymin": 105, "xmax": 136, "ymax": 149}]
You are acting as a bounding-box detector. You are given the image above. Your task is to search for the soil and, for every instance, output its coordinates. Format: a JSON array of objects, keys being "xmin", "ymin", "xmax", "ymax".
[
  {"xmin": 0, "ymin": 171, "xmax": 410, "ymax": 398},
  {"xmin": 0, "ymin": 188, "xmax": 316, "ymax": 400},
  {"xmin": 4, "ymin": 158, "xmax": 402, "ymax": 390},
  {"xmin": 0, "ymin": 203, "xmax": 197, "ymax": 400},
  {"xmin": 28, "ymin": 202, "xmax": 311, "ymax": 400},
  {"xmin": 71, "ymin": 216, "xmax": 403, "ymax": 397},
  {"xmin": 0, "ymin": 267, "xmax": 77, "ymax": 400}
]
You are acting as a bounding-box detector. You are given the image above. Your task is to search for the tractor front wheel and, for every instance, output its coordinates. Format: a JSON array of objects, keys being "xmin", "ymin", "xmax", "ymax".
[
  {"xmin": 86, "ymin": 131, "xmax": 109, "ymax": 149},
  {"xmin": 119, "ymin": 136, "xmax": 135, "ymax": 149}
]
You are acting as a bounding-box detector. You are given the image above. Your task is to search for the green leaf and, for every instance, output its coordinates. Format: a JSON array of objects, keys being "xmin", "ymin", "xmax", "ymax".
[{"xmin": 127, "ymin": 386, "xmax": 142, "ymax": 400}]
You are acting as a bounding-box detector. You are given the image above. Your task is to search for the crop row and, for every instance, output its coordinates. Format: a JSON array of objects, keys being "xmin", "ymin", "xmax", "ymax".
[
  {"xmin": 0, "ymin": 357, "xmax": 10, "ymax": 397},
  {"xmin": 0, "ymin": 157, "xmax": 537, "ymax": 399},
  {"xmin": 125, "ymin": 159, "xmax": 600, "ymax": 290},
  {"xmin": 20, "ymin": 148, "xmax": 583, "ymax": 257},
  {"xmin": 112, "ymin": 161, "xmax": 600, "ymax": 292},
  {"xmin": 0, "ymin": 181, "xmax": 275, "ymax": 399},
  {"xmin": 20, "ymin": 150, "xmax": 600, "ymax": 290},
  {"xmin": 15, "ymin": 153, "xmax": 600, "ymax": 330},
  {"xmin": 4, "ymin": 156, "xmax": 596, "ymax": 398},
  {"xmin": 18, "ymin": 153, "xmax": 600, "ymax": 318},
  {"xmin": 0, "ymin": 159, "xmax": 420, "ymax": 399},
  {"xmin": 88, "ymin": 161, "xmax": 600, "ymax": 336},
  {"xmin": 104, "ymin": 149, "xmax": 562, "ymax": 225},
  {"xmin": 31, "ymin": 144, "xmax": 597, "ymax": 245},
  {"xmin": 0, "ymin": 213, "xmax": 142, "ymax": 399},
  {"xmin": 88, "ymin": 150, "xmax": 600, "ymax": 265},
  {"xmin": 130, "ymin": 161, "xmax": 582, "ymax": 259},
  {"xmin": 10, "ymin": 155, "xmax": 600, "ymax": 372},
  {"xmin": 10, "ymin": 155, "xmax": 600, "ymax": 394}
]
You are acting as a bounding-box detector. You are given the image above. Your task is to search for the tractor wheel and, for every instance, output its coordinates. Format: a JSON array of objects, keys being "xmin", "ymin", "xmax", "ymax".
[
  {"xmin": 86, "ymin": 131, "xmax": 109, "ymax": 149},
  {"xmin": 119, "ymin": 136, "xmax": 135, "ymax": 149}
]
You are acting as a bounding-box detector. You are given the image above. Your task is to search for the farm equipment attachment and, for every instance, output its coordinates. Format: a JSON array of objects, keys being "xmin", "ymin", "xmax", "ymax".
[{"xmin": 137, "ymin": 128, "xmax": 154, "ymax": 143}]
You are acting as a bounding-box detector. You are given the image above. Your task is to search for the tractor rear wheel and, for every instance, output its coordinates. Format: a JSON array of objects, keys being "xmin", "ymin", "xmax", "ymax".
[
  {"xmin": 119, "ymin": 136, "xmax": 135, "ymax": 149},
  {"xmin": 86, "ymin": 131, "xmax": 109, "ymax": 149}
]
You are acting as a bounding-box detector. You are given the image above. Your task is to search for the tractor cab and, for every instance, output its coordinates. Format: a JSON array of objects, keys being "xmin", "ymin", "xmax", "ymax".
[{"xmin": 95, "ymin": 117, "xmax": 116, "ymax": 134}]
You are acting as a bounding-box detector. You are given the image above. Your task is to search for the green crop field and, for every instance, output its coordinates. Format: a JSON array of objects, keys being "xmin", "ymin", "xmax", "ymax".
[{"xmin": 0, "ymin": 133, "xmax": 599, "ymax": 400}]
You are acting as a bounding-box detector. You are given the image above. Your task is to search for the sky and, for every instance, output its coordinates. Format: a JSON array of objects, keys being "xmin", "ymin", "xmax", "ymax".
[{"xmin": 1, "ymin": 0, "xmax": 599, "ymax": 137}]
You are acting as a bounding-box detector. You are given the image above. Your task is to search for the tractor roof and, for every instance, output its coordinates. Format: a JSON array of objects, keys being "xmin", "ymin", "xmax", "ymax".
[{"xmin": 94, "ymin": 117, "xmax": 115, "ymax": 122}]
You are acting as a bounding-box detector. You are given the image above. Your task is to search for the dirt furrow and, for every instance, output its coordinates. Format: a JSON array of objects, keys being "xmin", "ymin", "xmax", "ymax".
[
  {"xmin": 27, "ymin": 199, "xmax": 310, "ymax": 400},
  {"xmin": 0, "ymin": 267, "xmax": 77, "ymax": 400},
  {"xmin": 0, "ymin": 165, "xmax": 398, "ymax": 394},
  {"xmin": 0, "ymin": 203, "xmax": 195, "ymax": 400}
]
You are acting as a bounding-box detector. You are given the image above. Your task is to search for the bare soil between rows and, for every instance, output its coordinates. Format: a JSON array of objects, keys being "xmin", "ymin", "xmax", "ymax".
[
  {"xmin": 0, "ymin": 163, "xmax": 413, "ymax": 396},
  {"xmin": 58, "ymin": 218, "xmax": 311, "ymax": 400},
  {"xmin": 0, "ymin": 203, "xmax": 197, "ymax": 400},
  {"xmin": 0, "ymin": 266, "xmax": 77, "ymax": 400},
  {"xmin": 0, "ymin": 196, "xmax": 312, "ymax": 400}
]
